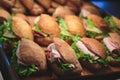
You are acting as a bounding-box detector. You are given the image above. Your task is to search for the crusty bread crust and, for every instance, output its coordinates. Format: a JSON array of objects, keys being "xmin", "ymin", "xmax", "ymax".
[
  {"xmin": 53, "ymin": 37, "xmax": 82, "ymax": 72},
  {"xmin": 90, "ymin": 14, "xmax": 108, "ymax": 31},
  {"xmin": 39, "ymin": 14, "xmax": 60, "ymax": 39},
  {"xmin": 12, "ymin": 16, "xmax": 34, "ymax": 40},
  {"xmin": 81, "ymin": 37, "xmax": 106, "ymax": 59},
  {"xmin": 17, "ymin": 39, "xmax": 47, "ymax": 70},
  {"xmin": 64, "ymin": 15, "xmax": 85, "ymax": 37}
]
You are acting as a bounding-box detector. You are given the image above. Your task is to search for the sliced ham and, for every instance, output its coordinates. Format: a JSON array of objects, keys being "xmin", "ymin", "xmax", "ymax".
[
  {"xmin": 76, "ymin": 41, "xmax": 99, "ymax": 60},
  {"xmin": 103, "ymin": 37, "xmax": 120, "ymax": 53},
  {"xmin": 47, "ymin": 43, "xmax": 61, "ymax": 62},
  {"xmin": 80, "ymin": 9, "xmax": 91, "ymax": 18}
]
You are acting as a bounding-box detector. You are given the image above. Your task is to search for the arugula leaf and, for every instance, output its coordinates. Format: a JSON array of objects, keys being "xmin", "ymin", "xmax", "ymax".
[
  {"xmin": 86, "ymin": 30, "xmax": 108, "ymax": 38},
  {"xmin": 32, "ymin": 23, "xmax": 48, "ymax": 37},
  {"xmin": 85, "ymin": 19, "xmax": 109, "ymax": 38},
  {"xmin": 86, "ymin": 19, "xmax": 102, "ymax": 33},
  {"xmin": 115, "ymin": 57, "xmax": 120, "ymax": 62},
  {"xmin": 54, "ymin": 61, "xmax": 71, "ymax": 71},
  {"xmin": 0, "ymin": 15, "xmax": 16, "ymax": 43},
  {"xmin": 104, "ymin": 16, "xmax": 120, "ymax": 34},
  {"xmin": 71, "ymin": 35, "xmax": 81, "ymax": 42},
  {"xmin": 11, "ymin": 41, "xmax": 37, "ymax": 76},
  {"xmin": 61, "ymin": 63, "xmax": 71, "ymax": 71},
  {"xmin": 57, "ymin": 18, "xmax": 73, "ymax": 40},
  {"xmin": 33, "ymin": 23, "xmax": 42, "ymax": 33}
]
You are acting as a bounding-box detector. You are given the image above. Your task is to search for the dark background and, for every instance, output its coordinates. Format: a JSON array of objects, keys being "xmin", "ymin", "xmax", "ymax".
[{"xmin": 90, "ymin": 1, "xmax": 120, "ymax": 18}]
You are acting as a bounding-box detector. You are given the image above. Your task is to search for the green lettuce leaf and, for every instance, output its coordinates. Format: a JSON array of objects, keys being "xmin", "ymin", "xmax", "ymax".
[
  {"xmin": 115, "ymin": 57, "xmax": 120, "ymax": 62},
  {"xmin": 0, "ymin": 15, "xmax": 16, "ymax": 43},
  {"xmin": 104, "ymin": 16, "xmax": 120, "ymax": 34},
  {"xmin": 54, "ymin": 61, "xmax": 71, "ymax": 71},
  {"xmin": 86, "ymin": 29, "xmax": 108, "ymax": 38},
  {"xmin": 11, "ymin": 41, "xmax": 37, "ymax": 76},
  {"xmin": 57, "ymin": 18, "xmax": 73, "ymax": 40},
  {"xmin": 86, "ymin": 19, "xmax": 102, "ymax": 33},
  {"xmin": 85, "ymin": 19, "xmax": 109, "ymax": 38},
  {"xmin": 33, "ymin": 23, "xmax": 48, "ymax": 37},
  {"xmin": 71, "ymin": 41, "xmax": 108, "ymax": 66}
]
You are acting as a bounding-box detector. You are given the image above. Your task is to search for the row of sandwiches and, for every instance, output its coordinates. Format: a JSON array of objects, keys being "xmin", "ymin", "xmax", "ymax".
[{"xmin": 0, "ymin": 1, "xmax": 120, "ymax": 79}]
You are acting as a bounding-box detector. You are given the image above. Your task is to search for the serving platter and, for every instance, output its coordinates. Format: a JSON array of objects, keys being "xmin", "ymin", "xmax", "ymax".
[{"xmin": 0, "ymin": 0, "xmax": 120, "ymax": 80}]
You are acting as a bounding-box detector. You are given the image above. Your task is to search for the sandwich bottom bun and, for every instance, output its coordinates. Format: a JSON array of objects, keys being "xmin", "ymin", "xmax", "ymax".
[
  {"xmin": 79, "ymin": 58, "xmax": 103, "ymax": 72},
  {"xmin": 109, "ymin": 56, "xmax": 120, "ymax": 67},
  {"xmin": 35, "ymin": 37, "xmax": 53, "ymax": 46},
  {"xmin": 49, "ymin": 62, "xmax": 81, "ymax": 80},
  {"xmin": 46, "ymin": 38, "xmax": 82, "ymax": 79}
]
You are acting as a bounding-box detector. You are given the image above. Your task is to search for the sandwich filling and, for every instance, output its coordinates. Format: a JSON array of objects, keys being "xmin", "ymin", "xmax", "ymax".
[
  {"xmin": 76, "ymin": 41, "xmax": 99, "ymax": 60},
  {"xmin": 32, "ymin": 16, "xmax": 50, "ymax": 39},
  {"xmin": 103, "ymin": 37, "xmax": 120, "ymax": 62},
  {"xmin": 57, "ymin": 18, "xmax": 73, "ymax": 40},
  {"xmin": 71, "ymin": 40, "xmax": 108, "ymax": 66},
  {"xmin": 47, "ymin": 43, "xmax": 76, "ymax": 71}
]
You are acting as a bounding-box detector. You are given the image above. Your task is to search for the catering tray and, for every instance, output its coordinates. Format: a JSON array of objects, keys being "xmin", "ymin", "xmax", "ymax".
[{"xmin": 0, "ymin": 0, "xmax": 120, "ymax": 80}]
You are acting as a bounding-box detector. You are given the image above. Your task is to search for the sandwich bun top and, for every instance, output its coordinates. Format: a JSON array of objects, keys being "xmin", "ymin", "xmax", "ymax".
[
  {"xmin": 64, "ymin": 15, "xmax": 85, "ymax": 37},
  {"xmin": 38, "ymin": 14, "xmax": 60, "ymax": 38},
  {"xmin": 12, "ymin": 16, "xmax": 34, "ymax": 40},
  {"xmin": 81, "ymin": 37, "xmax": 106, "ymax": 59},
  {"xmin": 17, "ymin": 38, "xmax": 47, "ymax": 70},
  {"xmin": 89, "ymin": 14, "xmax": 108, "ymax": 31},
  {"xmin": 53, "ymin": 37, "xmax": 82, "ymax": 72}
]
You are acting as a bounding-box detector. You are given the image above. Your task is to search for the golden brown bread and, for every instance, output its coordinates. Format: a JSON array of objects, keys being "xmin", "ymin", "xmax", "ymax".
[
  {"xmin": 26, "ymin": 16, "xmax": 36, "ymax": 27},
  {"xmin": 14, "ymin": 13, "xmax": 28, "ymax": 21},
  {"xmin": 0, "ymin": 0, "xmax": 15, "ymax": 8},
  {"xmin": 35, "ymin": 37, "xmax": 53, "ymax": 46},
  {"xmin": 54, "ymin": 0, "xmax": 66, "ymax": 5},
  {"xmin": 11, "ymin": 0, "xmax": 26, "ymax": 14},
  {"xmin": 0, "ymin": 8, "xmax": 10, "ymax": 25},
  {"xmin": 17, "ymin": 38, "xmax": 47, "ymax": 70},
  {"xmin": 30, "ymin": 2, "xmax": 45, "ymax": 16},
  {"xmin": 90, "ymin": 14, "xmax": 108, "ymax": 31},
  {"xmin": 52, "ymin": 6, "xmax": 74, "ymax": 18},
  {"xmin": 20, "ymin": 0, "xmax": 34, "ymax": 10},
  {"xmin": 36, "ymin": 14, "xmax": 60, "ymax": 46},
  {"xmin": 66, "ymin": 1, "xmax": 78, "ymax": 14},
  {"xmin": 81, "ymin": 2, "xmax": 100, "ymax": 15},
  {"xmin": 53, "ymin": 37, "xmax": 82, "ymax": 72},
  {"xmin": 64, "ymin": 15, "xmax": 85, "ymax": 36},
  {"xmin": 81, "ymin": 37, "xmax": 106, "ymax": 59},
  {"xmin": 112, "ymin": 16, "xmax": 120, "ymax": 29},
  {"xmin": 51, "ymin": 1, "xmax": 61, "ymax": 8},
  {"xmin": 38, "ymin": 14, "xmax": 60, "ymax": 38},
  {"xmin": 37, "ymin": 0, "xmax": 52, "ymax": 9},
  {"xmin": 12, "ymin": 16, "xmax": 34, "ymax": 40}
]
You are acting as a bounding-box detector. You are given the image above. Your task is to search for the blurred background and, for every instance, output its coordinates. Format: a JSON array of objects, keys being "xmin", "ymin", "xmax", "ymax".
[{"xmin": 91, "ymin": 1, "xmax": 120, "ymax": 18}]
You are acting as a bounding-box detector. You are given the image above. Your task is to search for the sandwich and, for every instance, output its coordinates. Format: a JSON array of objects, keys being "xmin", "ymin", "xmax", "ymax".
[
  {"xmin": 33, "ymin": 14, "xmax": 60, "ymax": 46},
  {"xmin": 0, "ymin": 0, "xmax": 15, "ymax": 9},
  {"xmin": 12, "ymin": 16, "xmax": 34, "ymax": 40},
  {"xmin": 81, "ymin": 14, "xmax": 109, "ymax": 39},
  {"xmin": 11, "ymin": 38, "xmax": 47, "ymax": 76},
  {"xmin": 104, "ymin": 16, "xmax": 120, "ymax": 34},
  {"xmin": 46, "ymin": 37, "xmax": 82, "ymax": 79},
  {"xmin": 57, "ymin": 15, "xmax": 85, "ymax": 43},
  {"xmin": 0, "ymin": 8, "xmax": 10, "ymax": 25},
  {"xmin": 103, "ymin": 32, "xmax": 120, "ymax": 67},
  {"xmin": 71, "ymin": 37, "xmax": 108, "ymax": 71},
  {"xmin": 80, "ymin": 2, "xmax": 100, "ymax": 18},
  {"xmin": 52, "ymin": 6, "xmax": 74, "ymax": 18}
]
